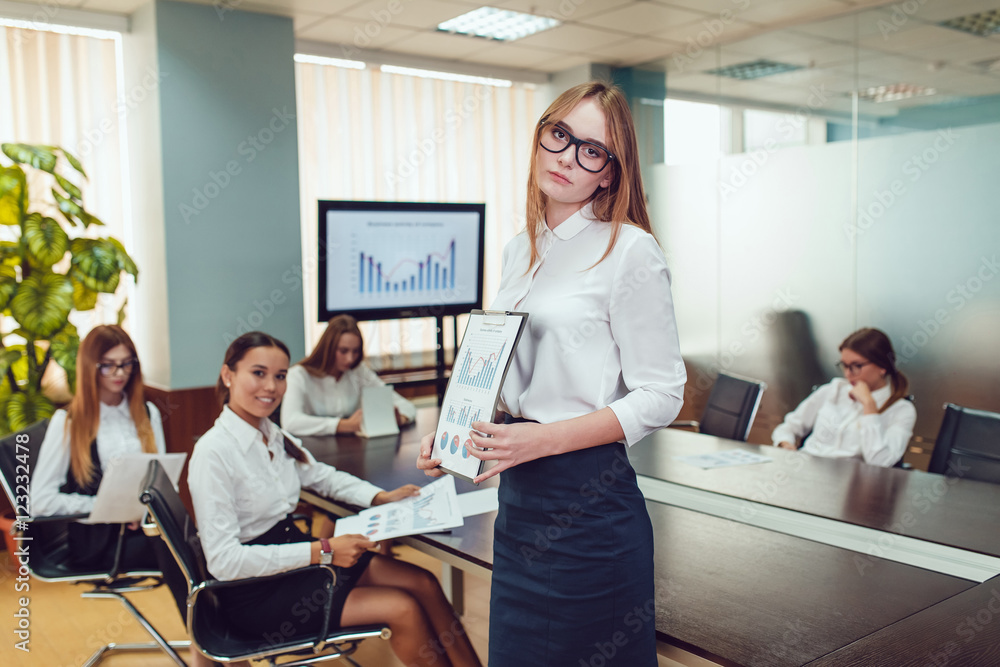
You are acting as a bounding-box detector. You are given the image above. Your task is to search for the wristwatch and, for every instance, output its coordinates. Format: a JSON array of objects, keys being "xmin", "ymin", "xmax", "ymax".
[{"xmin": 319, "ymin": 538, "xmax": 333, "ymax": 565}]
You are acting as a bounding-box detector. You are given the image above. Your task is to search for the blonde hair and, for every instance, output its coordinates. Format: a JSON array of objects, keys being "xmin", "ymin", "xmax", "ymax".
[{"xmin": 525, "ymin": 81, "xmax": 653, "ymax": 270}]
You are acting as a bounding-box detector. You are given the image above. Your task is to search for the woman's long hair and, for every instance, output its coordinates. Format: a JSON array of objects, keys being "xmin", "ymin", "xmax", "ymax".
[
  {"xmin": 299, "ymin": 314, "xmax": 363, "ymax": 378},
  {"xmin": 840, "ymin": 327, "xmax": 910, "ymax": 413},
  {"xmin": 67, "ymin": 325, "xmax": 155, "ymax": 487},
  {"xmin": 217, "ymin": 331, "xmax": 306, "ymax": 463},
  {"xmin": 524, "ymin": 81, "xmax": 652, "ymax": 270}
]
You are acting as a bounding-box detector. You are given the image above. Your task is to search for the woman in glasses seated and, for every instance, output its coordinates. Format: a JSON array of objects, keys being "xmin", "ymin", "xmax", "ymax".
[
  {"xmin": 32, "ymin": 325, "xmax": 167, "ymax": 570},
  {"xmin": 281, "ymin": 314, "xmax": 415, "ymax": 436},
  {"xmin": 189, "ymin": 332, "xmax": 481, "ymax": 667},
  {"xmin": 772, "ymin": 327, "xmax": 915, "ymax": 467}
]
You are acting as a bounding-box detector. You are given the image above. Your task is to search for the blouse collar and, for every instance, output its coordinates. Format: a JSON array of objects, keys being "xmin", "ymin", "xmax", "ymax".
[
  {"xmin": 219, "ymin": 405, "xmax": 274, "ymax": 454},
  {"xmin": 544, "ymin": 200, "xmax": 598, "ymax": 241}
]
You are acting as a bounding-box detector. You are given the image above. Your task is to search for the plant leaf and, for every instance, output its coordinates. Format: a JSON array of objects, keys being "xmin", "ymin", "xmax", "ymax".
[
  {"xmin": 70, "ymin": 238, "xmax": 122, "ymax": 292},
  {"xmin": 117, "ymin": 297, "xmax": 128, "ymax": 326},
  {"xmin": 0, "ymin": 265, "xmax": 17, "ymax": 311},
  {"xmin": 70, "ymin": 274, "xmax": 99, "ymax": 310},
  {"xmin": 5, "ymin": 389, "xmax": 55, "ymax": 432},
  {"xmin": 50, "ymin": 323, "xmax": 79, "ymax": 390},
  {"xmin": 1, "ymin": 143, "xmax": 57, "ymax": 173},
  {"xmin": 54, "ymin": 173, "xmax": 83, "ymax": 201},
  {"xmin": 52, "ymin": 189, "xmax": 83, "ymax": 226},
  {"xmin": 23, "ymin": 213, "xmax": 69, "ymax": 267},
  {"xmin": 0, "ymin": 165, "xmax": 26, "ymax": 226},
  {"xmin": 79, "ymin": 211, "xmax": 105, "ymax": 228},
  {"xmin": 59, "ymin": 148, "xmax": 88, "ymax": 178},
  {"xmin": 10, "ymin": 273, "xmax": 74, "ymax": 338},
  {"xmin": 8, "ymin": 343, "xmax": 45, "ymax": 384},
  {"xmin": 107, "ymin": 237, "xmax": 139, "ymax": 279}
]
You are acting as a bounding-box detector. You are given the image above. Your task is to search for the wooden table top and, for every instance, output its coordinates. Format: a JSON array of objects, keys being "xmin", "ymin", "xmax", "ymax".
[
  {"xmin": 628, "ymin": 427, "xmax": 1000, "ymax": 557},
  {"xmin": 298, "ymin": 407, "xmax": 998, "ymax": 666}
]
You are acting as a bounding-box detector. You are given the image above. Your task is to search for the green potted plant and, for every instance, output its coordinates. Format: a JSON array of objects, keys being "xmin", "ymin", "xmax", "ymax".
[{"xmin": 0, "ymin": 143, "xmax": 138, "ymax": 434}]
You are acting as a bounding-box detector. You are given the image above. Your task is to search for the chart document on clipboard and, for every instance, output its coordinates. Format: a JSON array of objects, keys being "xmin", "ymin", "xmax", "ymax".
[{"xmin": 434, "ymin": 309, "xmax": 527, "ymax": 483}]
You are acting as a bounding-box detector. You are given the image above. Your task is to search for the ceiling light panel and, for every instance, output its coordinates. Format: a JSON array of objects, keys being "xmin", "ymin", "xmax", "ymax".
[
  {"xmin": 437, "ymin": 7, "xmax": 560, "ymax": 42},
  {"xmin": 705, "ymin": 59, "xmax": 805, "ymax": 80},
  {"xmin": 939, "ymin": 9, "xmax": 1000, "ymax": 36}
]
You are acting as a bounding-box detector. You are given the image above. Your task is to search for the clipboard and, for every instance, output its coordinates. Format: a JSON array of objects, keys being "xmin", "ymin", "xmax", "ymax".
[{"xmin": 434, "ymin": 309, "xmax": 528, "ymax": 483}]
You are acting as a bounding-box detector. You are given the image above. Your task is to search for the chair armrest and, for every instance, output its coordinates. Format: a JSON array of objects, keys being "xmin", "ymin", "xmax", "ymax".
[
  {"xmin": 668, "ymin": 420, "xmax": 700, "ymax": 431},
  {"xmin": 26, "ymin": 513, "xmax": 89, "ymax": 523}
]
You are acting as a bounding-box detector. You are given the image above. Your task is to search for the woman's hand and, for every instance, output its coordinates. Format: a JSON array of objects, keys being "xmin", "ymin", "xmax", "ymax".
[
  {"xmin": 337, "ymin": 409, "xmax": 363, "ymax": 433},
  {"xmin": 330, "ymin": 535, "xmax": 376, "ymax": 567},
  {"xmin": 416, "ymin": 432, "xmax": 446, "ymax": 478},
  {"xmin": 372, "ymin": 484, "xmax": 421, "ymax": 505},
  {"xmin": 394, "ymin": 407, "xmax": 410, "ymax": 427},
  {"xmin": 466, "ymin": 420, "xmax": 549, "ymax": 484},
  {"xmin": 775, "ymin": 441, "xmax": 797, "ymax": 450},
  {"xmin": 848, "ymin": 381, "xmax": 878, "ymax": 414}
]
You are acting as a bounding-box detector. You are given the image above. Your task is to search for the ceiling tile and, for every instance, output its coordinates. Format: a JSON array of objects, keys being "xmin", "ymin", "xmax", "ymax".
[
  {"xmin": 459, "ymin": 43, "xmax": 587, "ymax": 71},
  {"xmin": 77, "ymin": 0, "xmax": 144, "ymax": 12},
  {"xmin": 584, "ymin": 37, "xmax": 683, "ymax": 67},
  {"xmin": 646, "ymin": 17, "xmax": 760, "ymax": 45},
  {"xmin": 297, "ymin": 16, "xmax": 419, "ymax": 50},
  {"xmin": 577, "ymin": 2, "xmax": 705, "ymax": 34},
  {"xmin": 722, "ymin": 28, "xmax": 837, "ymax": 58},
  {"xmin": 737, "ymin": 0, "xmax": 848, "ymax": 26},
  {"xmin": 341, "ymin": 0, "xmax": 469, "ymax": 30},
  {"xmin": 227, "ymin": 0, "xmax": 360, "ymax": 14},
  {"xmin": 901, "ymin": 0, "xmax": 1000, "ymax": 23},
  {"xmin": 491, "ymin": 0, "xmax": 633, "ymax": 22},
  {"xmin": 385, "ymin": 31, "xmax": 493, "ymax": 59},
  {"xmin": 513, "ymin": 23, "xmax": 631, "ymax": 50}
]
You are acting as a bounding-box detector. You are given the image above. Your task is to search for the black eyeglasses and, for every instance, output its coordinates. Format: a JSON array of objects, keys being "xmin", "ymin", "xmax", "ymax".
[
  {"xmin": 98, "ymin": 359, "xmax": 138, "ymax": 377},
  {"xmin": 538, "ymin": 120, "xmax": 615, "ymax": 173},
  {"xmin": 835, "ymin": 360, "xmax": 871, "ymax": 374}
]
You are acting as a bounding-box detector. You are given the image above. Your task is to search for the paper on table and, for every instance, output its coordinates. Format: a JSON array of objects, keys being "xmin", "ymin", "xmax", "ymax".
[
  {"xmin": 334, "ymin": 476, "xmax": 463, "ymax": 541},
  {"xmin": 458, "ymin": 487, "xmax": 499, "ymax": 517},
  {"xmin": 82, "ymin": 453, "xmax": 187, "ymax": 524},
  {"xmin": 675, "ymin": 450, "xmax": 772, "ymax": 470},
  {"xmin": 358, "ymin": 385, "xmax": 399, "ymax": 438}
]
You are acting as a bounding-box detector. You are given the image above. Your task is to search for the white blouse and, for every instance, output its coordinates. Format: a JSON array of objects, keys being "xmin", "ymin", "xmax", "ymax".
[
  {"xmin": 280, "ymin": 364, "xmax": 417, "ymax": 436},
  {"xmin": 31, "ymin": 401, "xmax": 166, "ymax": 517},
  {"xmin": 491, "ymin": 202, "xmax": 686, "ymax": 446},
  {"xmin": 188, "ymin": 406, "xmax": 383, "ymax": 581},
  {"xmin": 771, "ymin": 378, "xmax": 916, "ymax": 467}
]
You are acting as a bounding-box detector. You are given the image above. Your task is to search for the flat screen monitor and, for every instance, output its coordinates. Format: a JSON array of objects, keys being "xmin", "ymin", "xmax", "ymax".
[{"xmin": 318, "ymin": 200, "xmax": 486, "ymax": 322}]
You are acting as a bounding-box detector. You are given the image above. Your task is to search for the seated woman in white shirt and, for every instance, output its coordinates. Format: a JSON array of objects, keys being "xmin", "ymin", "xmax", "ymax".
[
  {"xmin": 32, "ymin": 325, "xmax": 167, "ymax": 570},
  {"xmin": 188, "ymin": 332, "xmax": 481, "ymax": 667},
  {"xmin": 772, "ymin": 327, "xmax": 916, "ymax": 467},
  {"xmin": 281, "ymin": 314, "xmax": 416, "ymax": 435}
]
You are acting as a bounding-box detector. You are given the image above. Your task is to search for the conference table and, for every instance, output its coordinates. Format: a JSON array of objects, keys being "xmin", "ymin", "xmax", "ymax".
[{"xmin": 299, "ymin": 407, "xmax": 1000, "ymax": 666}]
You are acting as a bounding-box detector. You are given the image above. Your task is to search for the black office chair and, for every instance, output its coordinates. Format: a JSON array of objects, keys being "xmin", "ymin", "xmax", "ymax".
[
  {"xmin": 0, "ymin": 420, "xmax": 190, "ymax": 666},
  {"xmin": 139, "ymin": 460, "xmax": 390, "ymax": 665},
  {"xmin": 927, "ymin": 403, "xmax": 1000, "ymax": 485},
  {"xmin": 672, "ymin": 372, "xmax": 767, "ymax": 441}
]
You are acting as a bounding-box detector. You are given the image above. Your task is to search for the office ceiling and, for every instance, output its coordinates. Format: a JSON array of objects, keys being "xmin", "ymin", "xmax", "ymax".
[{"xmin": 27, "ymin": 0, "xmax": 1000, "ymax": 114}]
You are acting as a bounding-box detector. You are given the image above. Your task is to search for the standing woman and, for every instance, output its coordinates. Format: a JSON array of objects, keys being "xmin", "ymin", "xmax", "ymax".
[
  {"xmin": 281, "ymin": 314, "xmax": 416, "ymax": 435},
  {"xmin": 189, "ymin": 332, "xmax": 481, "ymax": 667},
  {"xmin": 772, "ymin": 327, "xmax": 915, "ymax": 467},
  {"xmin": 32, "ymin": 325, "xmax": 167, "ymax": 570},
  {"xmin": 418, "ymin": 82, "xmax": 685, "ymax": 666}
]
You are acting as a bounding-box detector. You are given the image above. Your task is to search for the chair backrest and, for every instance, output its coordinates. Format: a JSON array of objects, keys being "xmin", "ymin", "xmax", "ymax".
[
  {"xmin": 140, "ymin": 460, "xmax": 209, "ymax": 591},
  {"xmin": 0, "ymin": 419, "xmax": 50, "ymax": 513},
  {"xmin": 699, "ymin": 373, "xmax": 767, "ymax": 442},
  {"xmin": 928, "ymin": 403, "xmax": 1000, "ymax": 484}
]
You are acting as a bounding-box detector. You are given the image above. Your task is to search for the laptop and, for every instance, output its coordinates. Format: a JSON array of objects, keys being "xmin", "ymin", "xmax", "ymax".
[{"xmin": 358, "ymin": 385, "xmax": 400, "ymax": 438}]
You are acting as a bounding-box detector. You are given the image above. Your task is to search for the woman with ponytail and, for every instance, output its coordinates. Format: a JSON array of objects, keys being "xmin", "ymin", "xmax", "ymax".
[
  {"xmin": 32, "ymin": 325, "xmax": 165, "ymax": 569},
  {"xmin": 187, "ymin": 332, "xmax": 481, "ymax": 667},
  {"xmin": 772, "ymin": 327, "xmax": 916, "ymax": 467}
]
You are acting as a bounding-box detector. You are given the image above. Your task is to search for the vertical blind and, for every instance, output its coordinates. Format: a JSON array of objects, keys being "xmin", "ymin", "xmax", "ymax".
[
  {"xmin": 295, "ymin": 63, "xmax": 538, "ymax": 367},
  {"xmin": 0, "ymin": 26, "xmax": 127, "ymax": 333}
]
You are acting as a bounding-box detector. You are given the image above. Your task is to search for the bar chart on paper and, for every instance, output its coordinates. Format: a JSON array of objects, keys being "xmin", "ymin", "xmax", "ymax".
[{"xmin": 453, "ymin": 336, "xmax": 507, "ymax": 392}]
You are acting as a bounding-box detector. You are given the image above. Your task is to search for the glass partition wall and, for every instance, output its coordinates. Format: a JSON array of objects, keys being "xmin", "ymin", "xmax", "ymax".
[{"xmin": 645, "ymin": 0, "xmax": 1000, "ymax": 464}]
